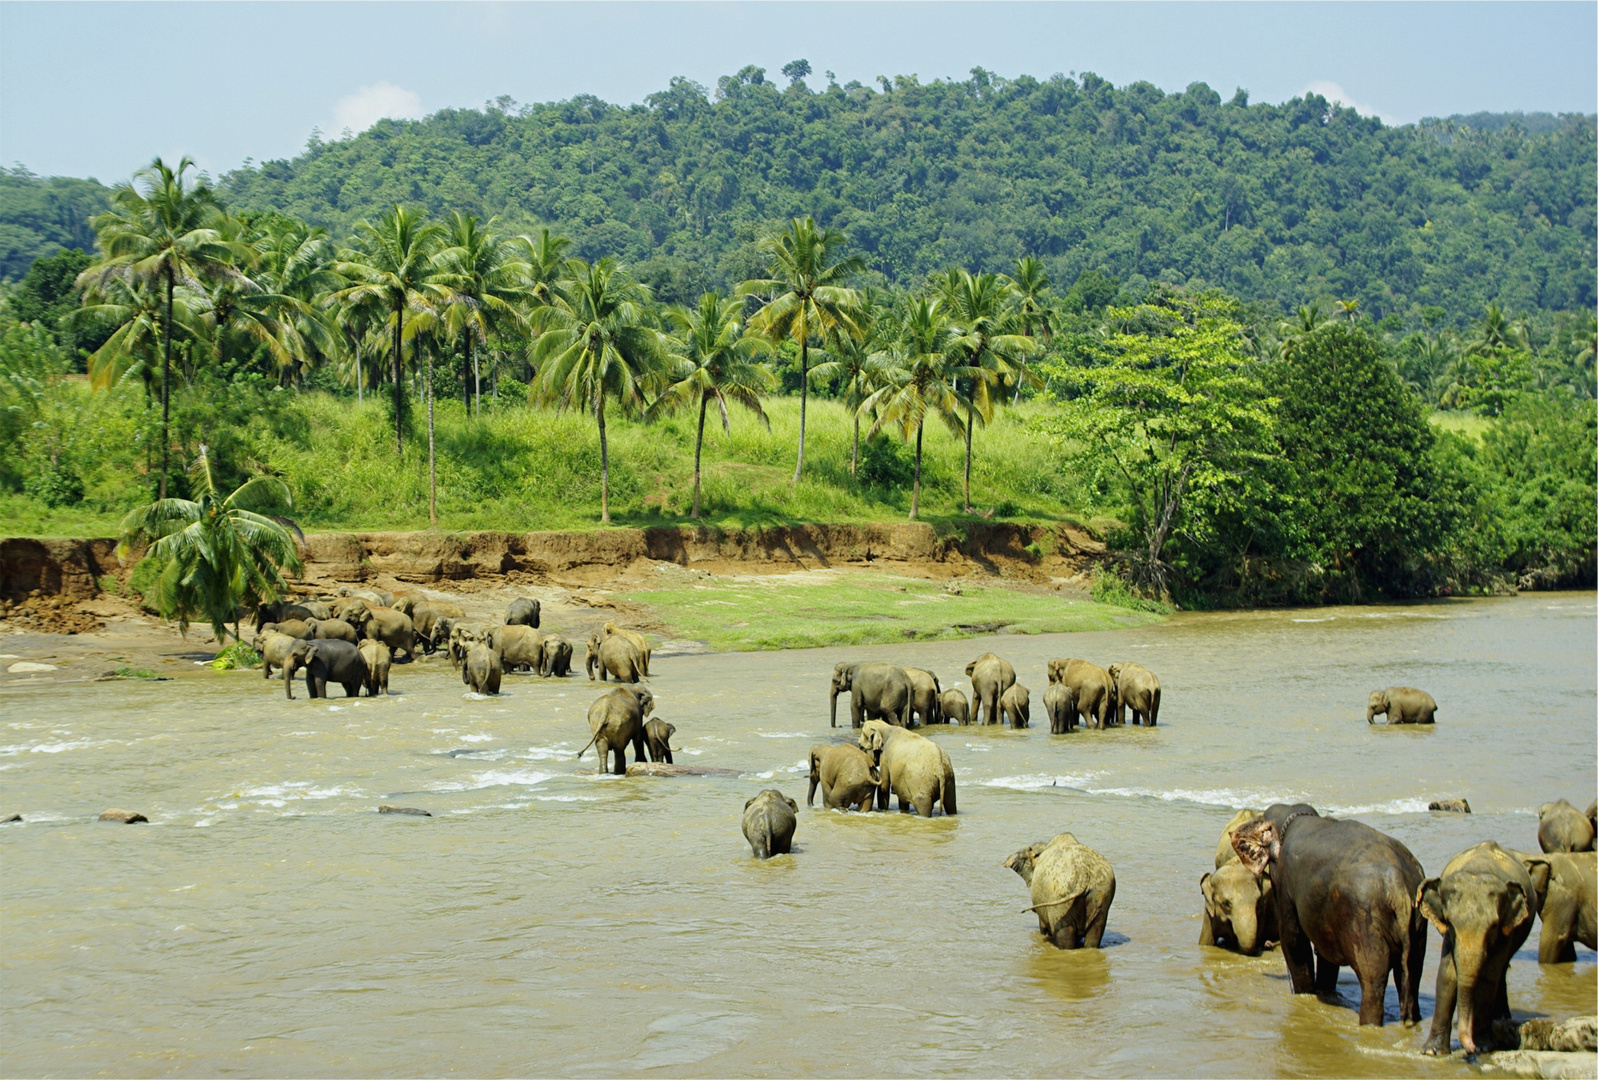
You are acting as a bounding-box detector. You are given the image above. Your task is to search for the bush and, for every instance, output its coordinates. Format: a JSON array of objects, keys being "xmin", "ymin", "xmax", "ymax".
[
  {"xmin": 23, "ymin": 464, "xmax": 83, "ymax": 507},
  {"xmin": 857, "ymin": 434, "xmax": 915, "ymax": 489},
  {"xmin": 1090, "ymin": 567, "xmax": 1175, "ymax": 614},
  {"xmin": 211, "ymin": 642, "xmax": 261, "ymax": 670}
]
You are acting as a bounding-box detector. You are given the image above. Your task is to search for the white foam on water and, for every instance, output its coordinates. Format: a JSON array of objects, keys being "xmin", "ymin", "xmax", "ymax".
[
  {"xmin": 236, "ymin": 781, "xmax": 367, "ymax": 802},
  {"xmin": 327, "ymin": 706, "xmax": 345, "ymax": 712},
  {"xmin": 1292, "ymin": 617, "xmax": 1335, "ymax": 623},
  {"xmin": 963, "ymin": 743, "xmax": 991, "ymax": 752},
  {"xmin": 460, "ymin": 733, "xmax": 494, "ymax": 743},
  {"xmin": 536, "ymin": 794, "xmax": 598, "ymax": 803},
  {"xmin": 0, "ymin": 738, "xmax": 119, "ymax": 756},
  {"xmin": 984, "ymin": 775, "xmax": 1446, "ymax": 817},
  {"xmin": 680, "ymin": 748, "xmax": 704, "ymax": 756},
  {"xmin": 431, "ymin": 768, "xmax": 556, "ymax": 793},
  {"xmin": 757, "ymin": 731, "xmax": 809, "ymax": 739},
  {"xmin": 985, "ymin": 773, "xmax": 1105, "ymax": 792},
  {"xmin": 518, "ymin": 745, "xmax": 572, "ymax": 761}
]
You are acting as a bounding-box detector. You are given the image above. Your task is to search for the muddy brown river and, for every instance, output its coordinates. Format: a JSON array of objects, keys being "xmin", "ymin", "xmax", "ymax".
[{"xmin": 2, "ymin": 592, "xmax": 1594, "ymax": 1077}]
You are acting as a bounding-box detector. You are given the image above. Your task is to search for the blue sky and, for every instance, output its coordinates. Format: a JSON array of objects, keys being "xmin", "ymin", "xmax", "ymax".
[{"xmin": 2, "ymin": 1, "xmax": 1594, "ymax": 183}]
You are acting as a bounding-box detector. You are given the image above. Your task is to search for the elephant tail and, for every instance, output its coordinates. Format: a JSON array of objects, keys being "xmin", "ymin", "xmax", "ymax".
[
  {"xmin": 574, "ymin": 730, "xmax": 600, "ymax": 760},
  {"xmin": 941, "ymin": 772, "xmax": 957, "ymax": 815},
  {"xmin": 1150, "ymin": 686, "xmax": 1161, "ymax": 726}
]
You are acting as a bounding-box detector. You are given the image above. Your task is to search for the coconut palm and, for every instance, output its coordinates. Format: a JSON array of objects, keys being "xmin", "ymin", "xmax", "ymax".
[
  {"xmin": 657, "ymin": 291, "xmax": 775, "ymax": 518},
  {"xmin": 808, "ymin": 287, "xmax": 887, "ymax": 477},
  {"xmin": 1004, "ymin": 256, "xmax": 1054, "ymax": 342},
  {"xmin": 439, "ymin": 212, "xmax": 530, "ymax": 416},
  {"xmin": 532, "ymin": 258, "xmax": 666, "ymax": 523},
  {"xmin": 518, "ymin": 226, "xmax": 573, "ymax": 310},
  {"xmin": 334, "ymin": 205, "xmax": 450, "ymax": 453},
  {"xmin": 1466, "ymin": 304, "xmax": 1527, "ymax": 356},
  {"xmin": 738, "ymin": 217, "xmax": 865, "ymax": 482},
  {"xmin": 74, "ymin": 275, "xmax": 199, "ymax": 397},
  {"xmin": 80, "ymin": 157, "xmax": 247, "ymax": 497},
  {"xmin": 117, "ymin": 445, "xmax": 303, "ymax": 644},
  {"xmin": 252, "ymin": 216, "xmax": 345, "ymax": 386}
]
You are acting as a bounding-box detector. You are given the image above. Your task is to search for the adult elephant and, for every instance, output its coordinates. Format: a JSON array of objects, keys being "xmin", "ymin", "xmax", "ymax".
[
  {"xmin": 587, "ymin": 633, "xmax": 645, "ymax": 683},
  {"xmin": 538, "ymin": 635, "xmax": 573, "ymax": 677},
  {"xmin": 253, "ymin": 629, "xmax": 297, "ymax": 680},
  {"xmin": 644, "ymin": 719, "xmax": 677, "ymax": 764},
  {"xmin": 603, "ymin": 623, "xmax": 651, "ymax": 677},
  {"xmin": 1005, "ymin": 833, "xmax": 1116, "ymax": 949},
  {"xmin": 1043, "ymin": 682, "xmax": 1076, "ymax": 734},
  {"xmin": 830, "ymin": 662, "xmax": 912, "ymax": 729},
  {"xmin": 743, "ymin": 790, "xmax": 798, "ymax": 859},
  {"xmin": 807, "ymin": 744, "xmax": 877, "ymax": 812},
  {"xmin": 1366, "ymin": 687, "xmax": 1437, "ymax": 724},
  {"xmin": 489, "ymin": 624, "xmax": 542, "ymax": 672},
  {"xmin": 358, "ymin": 640, "xmax": 390, "ymax": 696},
  {"xmin": 447, "ymin": 620, "xmax": 492, "ymax": 671},
  {"xmin": 262, "ymin": 618, "xmax": 314, "ymax": 641},
  {"xmin": 1538, "ymin": 798, "xmax": 1597, "ymax": 853},
  {"xmin": 857, "ymin": 719, "xmax": 956, "ymax": 817},
  {"xmin": 1418, "ymin": 842, "xmax": 1547, "ymax": 1055},
  {"xmin": 343, "ymin": 601, "xmax": 417, "ymax": 663},
  {"xmin": 1108, "ymin": 662, "xmax": 1161, "ymax": 726},
  {"xmin": 1201, "ymin": 860, "xmax": 1276, "ymax": 955},
  {"xmin": 1521, "ymin": 850, "xmax": 1596, "ymax": 963},
  {"xmin": 462, "ymin": 643, "xmax": 502, "ymax": 695},
  {"xmin": 1000, "ymin": 683, "xmax": 1031, "ymax": 728},
  {"xmin": 939, "ymin": 689, "xmax": 970, "ymax": 726},
  {"xmin": 965, "ymin": 652, "xmax": 1016, "ymax": 726},
  {"xmin": 395, "ymin": 594, "xmax": 463, "ymax": 620},
  {"xmin": 310, "ymin": 617, "xmax": 359, "ymax": 644},
  {"xmin": 506, "ymin": 597, "xmax": 541, "ymax": 628},
  {"xmin": 903, "ymin": 668, "xmax": 942, "ymax": 725},
  {"xmin": 1048, "ymin": 658, "xmax": 1116, "ymax": 729},
  {"xmin": 576, "ymin": 686, "xmax": 654, "ymax": 775},
  {"xmin": 406, "ymin": 602, "xmax": 458, "ymax": 654},
  {"xmin": 283, "ymin": 639, "xmax": 368, "ymax": 700},
  {"xmin": 1232, "ymin": 804, "xmax": 1426, "ymax": 1026},
  {"xmin": 255, "ymin": 599, "xmax": 321, "ymax": 631},
  {"xmin": 1215, "ymin": 809, "xmax": 1262, "ymax": 868}
]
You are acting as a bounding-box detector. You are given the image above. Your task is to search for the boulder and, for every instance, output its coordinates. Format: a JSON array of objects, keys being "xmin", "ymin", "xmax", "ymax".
[
  {"xmin": 1517, "ymin": 1017, "xmax": 1597, "ymax": 1053},
  {"xmin": 1479, "ymin": 1050, "xmax": 1597, "ymax": 1079},
  {"xmin": 1, "ymin": 813, "xmax": 20, "ymax": 823},
  {"xmin": 624, "ymin": 762, "xmax": 740, "ymax": 777},
  {"xmin": 98, "ymin": 809, "xmax": 147, "ymax": 823},
  {"xmin": 1429, "ymin": 798, "xmax": 1472, "ymax": 813},
  {"xmin": 378, "ymin": 805, "xmax": 431, "ymax": 816}
]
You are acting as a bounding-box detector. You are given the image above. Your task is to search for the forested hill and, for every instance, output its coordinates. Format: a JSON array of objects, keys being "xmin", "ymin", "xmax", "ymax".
[{"xmin": 8, "ymin": 69, "xmax": 1597, "ymax": 323}]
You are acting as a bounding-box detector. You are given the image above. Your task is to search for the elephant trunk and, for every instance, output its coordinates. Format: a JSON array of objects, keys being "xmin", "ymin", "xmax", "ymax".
[
  {"xmin": 1232, "ymin": 906, "xmax": 1261, "ymax": 956},
  {"xmin": 1453, "ymin": 935, "xmax": 1489, "ymax": 1054},
  {"xmin": 1366, "ymin": 704, "xmax": 1379, "ymax": 723},
  {"xmin": 829, "ymin": 686, "xmax": 839, "ymax": 728}
]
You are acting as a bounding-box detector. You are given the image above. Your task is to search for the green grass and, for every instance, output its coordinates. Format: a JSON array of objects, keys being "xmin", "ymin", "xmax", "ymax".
[
  {"xmin": 623, "ymin": 570, "xmax": 1163, "ymax": 651},
  {"xmin": 1429, "ymin": 410, "xmax": 1492, "ymax": 442}
]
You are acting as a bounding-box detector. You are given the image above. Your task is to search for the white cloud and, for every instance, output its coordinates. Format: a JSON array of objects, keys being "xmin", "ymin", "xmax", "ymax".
[
  {"xmin": 329, "ymin": 82, "xmax": 423, "ymax": 137},
  {"xmin": 1302, "ymin": 80, "xmax": 1399, "ymax": 126}
]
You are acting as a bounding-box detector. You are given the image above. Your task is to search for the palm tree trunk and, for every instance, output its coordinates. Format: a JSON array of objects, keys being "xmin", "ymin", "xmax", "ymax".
[
  {"xmin": 792, "ymin": 338, "xmax": 808, "ymax": 483},
  {"xmin": 426, "ymin": 345, "xmax": 437, "ymax": 527},
  {"xmin": 160, "ymin": 268, "xmax": 174, "ymax": 500},
  {"xmin": 692, "ymin": 391, "xmax": 708, "ymax": 519},
  {"xmin": 597, "ymin": 391, "xmax": 610, "ymax": 524},
  {"xmin": 964, "ymin": 403, "xmax": 974, "ymax": 513},
  {"xmin": 462, "ymin": 337, "xmax": 472, "ymax": 412},
  {"xmin": 471, "ymin": 338, "xmax": 481, "ymax": 418},
  {"xmin": 851, "ymin": 407, "xmax": 860, "ymax": 477},
  {"xmin": 392, "ymin": 300, "xmax": 404, "ymax": 454},
  {"xmin": 356, "ymin": 349, "xmax": 363, "ymax": 404},
  {"xmin": 911, "ymin": 423, "xmax": 923, "ymax": 520}
]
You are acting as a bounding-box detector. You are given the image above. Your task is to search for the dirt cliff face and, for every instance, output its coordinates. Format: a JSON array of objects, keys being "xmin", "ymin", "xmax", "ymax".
[{"xmin": 0, "ymin": 539, "xmax": 120, "ymax": 633}]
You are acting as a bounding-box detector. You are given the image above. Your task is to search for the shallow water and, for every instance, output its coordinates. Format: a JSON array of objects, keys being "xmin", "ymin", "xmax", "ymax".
[{"xmin": 2, "ymin": 591, "xmax": 1594, "ymax": 1077}]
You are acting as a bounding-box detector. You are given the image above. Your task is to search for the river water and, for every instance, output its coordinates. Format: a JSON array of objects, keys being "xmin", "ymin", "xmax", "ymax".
[{"xmin": 2, "ymin": 592, "xmax": 1594, "ymax": 1077}]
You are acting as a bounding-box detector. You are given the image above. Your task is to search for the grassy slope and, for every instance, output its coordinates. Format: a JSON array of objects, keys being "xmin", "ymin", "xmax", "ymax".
[{"xmin": 1428, "ymin": 410, "xmax": 1492, "ymax": 442}]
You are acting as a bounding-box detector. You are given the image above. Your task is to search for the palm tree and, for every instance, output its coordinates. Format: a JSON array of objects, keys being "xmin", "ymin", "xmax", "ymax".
[
  {"xmin": 858, "ymin": 297, "xmax": 966, "ymax": 520},
  {"xmin": 440, "ymin": 212, "xmax": 530, "ymax": 416},
  {"xmin": 1004, "ymin": 256, "xmax": 1054, "ymax": 342},
  {"xmin": 117, "ymin": 445, "xmax": 303, "ymax": 644},
  {"xmin": 74, "ymin": 275, "xmax": 197, "ymax": 397},
  {"xmin": 334, "ymin": 205, "xmax": 450, "ymax": 453},
  {"xmin": 1466, "ymin": 303, "xmax": 1527, "ymax": 355},
  {"xmin": 657, "ymin": 291, "xmax": 775, "ymax": 518},
  {"xmin": 80, "ymin": 157, "xmax": 246, "ymax": 498},
  {"xmin": 738, "ymin": 217, "xmax": 865, "ymax": 482},
  {"xmin": 808, "ymin": 286, "xmax": 887, "ymax": 477},
  {"xmin": 518, "ymin": 227, "xmax": 573, "ymax": 309},
  {"xmin": 939, "ymin": 269, "xmax": 1039, "ymax": 512},
  {"xmin": 252, "ymin": 216, "xmax": 345, "ymax": 386},
  {"xmin": 531, "ymin": 258, "xmax": 665, "ymax": 523}
]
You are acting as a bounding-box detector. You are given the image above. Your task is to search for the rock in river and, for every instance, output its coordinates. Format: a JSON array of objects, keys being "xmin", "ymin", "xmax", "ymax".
[
  {"xmin": 98, "ymin": 809, "xmax": 147, "ymax": 823},
  {"xmin": 1428, "ymin": 798, "xmax": 1471, "ymax": 813}
]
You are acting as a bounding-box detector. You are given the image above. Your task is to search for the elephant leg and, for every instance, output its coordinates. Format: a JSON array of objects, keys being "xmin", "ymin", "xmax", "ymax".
[
  {"xmin": 914, "ymin": 793, "xmax": 933, "ymax": 817},
  {"xmin": 852, "ymin": 697, "xmax": 864, "ymax": 729},
  {"xmin": 1314, "ymin": 957, "xmax": 1340, "ymax": 999},
  {"xmin": 1279, "ymin": 912, "xmax": 1317, "ymax": 994},
  {"xmin": 1423, "ymin": 946, "xmax": 1457, "ymax": 1053},
  {"xmin": 343, "ymin": 679, "xmax": 361, "ymax": 698},
  {"xmin": 1402, "ymin": 923, "xmax": 1426, "ymax": 1025},
  {"xmin": 1083, "ymin": 908, "xmax": 1109, "ymax": 949}
]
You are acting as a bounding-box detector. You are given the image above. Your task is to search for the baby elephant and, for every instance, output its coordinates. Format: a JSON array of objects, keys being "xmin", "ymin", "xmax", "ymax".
[
  {"xmin": 644, "ymin": 719, "xmax": 677, "ymax": 763},
  {"xmin": 1000, "ymin": 683, "xmax": 1031, "ymax": 728},
  {"xmin": 742, "ymin": 789, "xmax": 797, "ymax": 859},
  {"xmin": 1200, "ymin": 861, "xmax": 1276, "ymax": 955},
  {"xmin": 1005, "ymin": 833, "xmax": 1116, "ymax": 949},
  {"xmin": 538, "ymin": 634, "xmax": 573, "ymax": 678},
  {"xmin": 939, "ymin": 689, "xmax": 970, "ymax": 726},
  {"xmin": 463, "ymin": 642, "xmax": 502, "ymax": 695},
  {"xmin": 1366, "ymin": 686, "xmax": 1437, "ymax": 724},
  {"xmin": 358, "ymin": 640, "xmax": 391, "ymax": 696},
  {"xmin": 807, "ymin": 743, "xmax": 877, "ymax": 811},
  {"xmin": 1043, "ymin": 683, "xmax": 1076, "ymax": 734}
]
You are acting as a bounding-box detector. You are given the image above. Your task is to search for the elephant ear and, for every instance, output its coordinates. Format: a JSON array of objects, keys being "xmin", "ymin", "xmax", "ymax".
[
  {"xmin": 1200, "ymin": 872, "xmax": 1214, "ymax": 906},
  {"xmin": 1504, "ymin": 880, "xmax": 1534, "ymax": 929},
  {"xmin": 784, "ymin": 797, "xmax": 798, "ymax": 812},
  {"xmin": 1522, "ymin": 857, "xmax": 1553, "ymax": 909},
  {"xmin": 1231, "ymin": 818, "xmax": 1277, "ymax": 877},
  {"xmin": 1415, "ymin": 878, "xmax": 1449, "ymax": 936},
  {"xmin": 744, "ymin": 796, "xmax": 756, "ymax": 811}
]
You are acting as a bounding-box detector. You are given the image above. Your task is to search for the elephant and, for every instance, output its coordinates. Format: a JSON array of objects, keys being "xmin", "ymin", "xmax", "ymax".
[
  {"xmin": 939, "ymin": 689, "xmax": 970, "ymax": 726},
  {"xmin": 538, "ymin": 634, "xmax": 573, "ymax": 677},
  {"xmin": 742, "ymin": 789, "xmax": 798, "ymax": 859},
  {"xmin": 1366, "ymin": 686, "xmax": 1437, "ymax": 724},
  {"xmin": 310, "ymin": 617, "xmax": 359, "ymax": 644},
  {"xmin": 336, "ymin": 586, "xmax": 392, "ymax": 608},
  {"xmin": 405, "ymin": 602, "xmax": 457, "ymax": 654},
  {"xmin": 447, "ymin": 620, "xmax": 492, "ymax": 671},
  {"xmin": 644, "ymin": 719, "xmax": 677, "ymax": 763},
  {"xmin": 343, "ymin": 602, "xmax": 417, "ymax": 663},
  {"xmin": 807, "ymin": 743, "xmax": 878, "ymax": 811},
  {"xmin": 1043, "ymin": 682, "xmax": 1077, "ymax": 734},
  {"xmin": 253, "ymin": 629, "xmax": 297, "ymax": 680},
  {"xmin": 488, "ymin": 624, "xmax": 542, "ymax": 672},
  {"xmin": 857, "ymin": 719, "xmax": 956, "ymax": 817},
  {"xmin": 1418, "ymin": 841, "xmax": 1547, "ymax": 1056},
  {"xmin": 603, "ymin": 622, "xmax": 651, "ymax": 677},
  {"xmin": 904, "ymin": 667, "xmax": 943, "ymax": 725},
  {"xmin": 262, "ymin": 618, "xmax": 315, "ymax": 641},
  {"xmin": 358, "ymin": 640, "xmax": 391, "ymax": 696},
  {"xmin": 830, "ymin": 662, "xmax": 913, "ymax": 729},
  {"xmin": 1000, "ymin": 683, "xmax": 1031, "ymax": 728},
  {"xmin": 576, "ymin": 686, "xmax": 654, "ymax": 775},
  {"xmin": 1216, "ymin": 809, "xmax": 1262, "ymax": 868},
  {"xmin": 395, "ymin": 595, "xmax": 463, "ymax": 621},
  {"xmin": 1004, "ymin": 833, "xmax": 1117, "ymax": 949},
  {"xmin": 1521, "ymin": 850, "xmax": 1596, "ymax": 963},
  {"xmin": 284, "ymin": 639, "xmax": 368, "ymax": 700},
  {"xmin": 587, "ymin": 633, "xmax": 645, "ymax": 683},
  {"xmin": 1108, "ymin": 662, "xmax": 1161, "ymax": 726},
  {"xmin": 1201, "ymin": 860, "xmax": 1277, "ymax": 955},
  {"xmin": 255, "ymin": 599, "xmax": 323, "ymax": 631},
  {"xmin": 1048, "ymin": 658, "xmax": 1117, "ymax": 729},
  {"xmin": 1232, "ymin": 804, "xmax": 1426, "ymax": 1026},
  {"xmin": 1538, "ymin": 798, "xmax": 1596, "ymax": 853},
  {"xmin": 506, "ymin": 597, "xmax": 541, "ymax": 628},
  {"xmin": 462, "ymin": 642, "xmax": 502, "ymax": 695},
  {"xmin": 965, "ymin": 652, "xmax": 1016, "ymax": 726}
]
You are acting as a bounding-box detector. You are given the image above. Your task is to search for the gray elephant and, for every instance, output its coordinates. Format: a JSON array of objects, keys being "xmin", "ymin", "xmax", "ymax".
[
  {"xmin": 1538, "ymin": 798, "xmax": 1596, "ymax": 853},
  {"xmin": 255, "ymin": 599, "xmax": 323, "ymax": 631},
  {"xmin": 939, "ymin": 688, "xmax": 970, "ymax": 726},
  {"xmin": 343, "ymin": 601, "xmax": 417, "ymax": 663},
  {"xmin": 603, "ymin": 622, "xmax": 651, "ymax": 677},
  {"xmin": 284, "ymin": 639, "xmax": 368, "ymax": 700},
  {"xmin": 807, "ymin": 743, "xmax": 878, "ymax": 811},
  {"xmin": 1000, "ymin": 683, "xmax": 1031, "ymax": 728},
  {"xmin": 904, "ymin": 667, "xmax": 942, "ymax": 725},
  {"xmin": 263, "ymin": 618, "xmax": 315, "ymax": 641},
  {"xmin": 587, "ymin": 633, "xmax": 645, "ymax": 683},
  {"xmin": 1201, "ymin": 860, "xmax": 1276, "ymax": 955},
  {"xmin": 538, "ymin": 634, "xmax": 573, "ymax": 677},
  {"xmin": 1418, "ymin": 841, "xmax": 1547, "ymax": 1055},
  {"xmin": 857, "ymin": 720, "xmax": 956, "ymax": 817},
  {"xmin": 1521, "ymin": 850, "xmax": 1596, "ymax": 963},
  {"xmin": 462, "ymin": 643, "xmax": 502, "ymax": 694},
  {"xmin": 358, "ymin": 640, "xmax": 391, "ymax": 696},
  {"xmin": 742, "ymin": 789, "xmax": 797, "ymax": 858},
  {"xmin": 644, "ymin": 719, "xmax": 677, "ymax": 763},
  {"xmin": 1366, "ymin": 686, "xmax": 1437, "ymax": 724},
  {"xmin": 446, "ymin": 620, "xmax": 491, "ymax": 671},
  {"xmin": 506, "ymin": 597, "xmax": 541, "ymax": 627},
  {"xmin": 577, "ymin": 686, "xmax": 654, "ymax": 775},
  {"xmin": 965, "ymin": 652, "xmax": 1016, "ymax": 726},
  {"xmin": 1048, "ymin": 658, "xmax": 1116, "ymax": 729},
  {"xmin": 310, "ymin": 617, "xmax": 359, "ymax": 644},
  {"xmin": 253, "ymin": 629, "xmax": 297, "ymax": 680},
  {"xmin": 1005, "ymin": 833, "xmax": 1117, "ymax": 949},
  {"xmin": 489, "ymin": 623, "xmax": 542, "ymax": 672},
  {"xmin": 1108, "ymin": 662, "xmax": 1161, "ymax": 726},
  {"xmin": 405, "ymin": 602, "xmax": 458, "ymax": 654},
  {"xmin": 1043, "ymin": 682, "xmax": 1077, "ymax": 734},
  {"xmin": 830, "ymin": 662, "xmax": 912, "ymax": 728}
]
